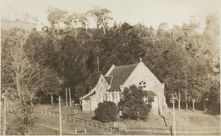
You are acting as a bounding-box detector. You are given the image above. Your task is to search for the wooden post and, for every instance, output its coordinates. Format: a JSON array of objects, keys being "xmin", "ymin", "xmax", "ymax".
[
  {"xmin": 51, "ymin": 94, "xmax": 54, "ymax": 105},
  {"xmin": 172, "ymin": 97, "xmax": 176, "ymax": 136},
  {"xmin": 69, "ymin": 88, "xmax": 72, "ymax": 107},
  {"xmin": 3, "ymin": 97, "xmax": 6, "ymax": 136},
  {"xmin": 84, "ymin": 128, "xmax": 87, "ymax": 134},
  {"xmin": 0, "ymin": 88, "xmax": 1, "ymax": 135},
  {"xmin": 65, "ymin": 88, "xmax": 68, "ymax": 107},
  {"xmin": 192, "ymin": 99, "xmax": 195, "ymax": 111},
  {"xmin": 0, "ymin": 95, "xmax": 1, "ymax": 135},
  {"xmin": 59, "ymin": 96, "xmax": 62, "ymax": 136}
]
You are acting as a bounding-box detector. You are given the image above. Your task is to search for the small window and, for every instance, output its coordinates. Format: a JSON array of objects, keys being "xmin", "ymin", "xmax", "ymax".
[
  {"xmin": 139, "ymin": 81, "xmax": 146, "ymax": 89},
  {"xmin": 112, "ymin": 93, "xmax": 115, "ymax": 99},
  {"xmin": 103, "ymin": 93, "xmax": 108, "ymax": 101}
]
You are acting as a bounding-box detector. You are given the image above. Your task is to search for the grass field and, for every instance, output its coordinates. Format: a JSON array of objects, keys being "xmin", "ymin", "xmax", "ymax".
[
  {"xmin": 30, "ymin": 115, "xmax": 110, "ymax": 135},
  {"xmin": 166, "ymin": 109, "xmax": 220, "ymax": 127}
]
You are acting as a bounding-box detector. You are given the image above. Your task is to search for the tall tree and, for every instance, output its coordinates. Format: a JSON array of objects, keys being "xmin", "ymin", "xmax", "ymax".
[
  {"xmin": 1, "ymin": 28, "xmax": 49, "ymax": 134},
  {"xmin": 87, "ymin": 7, "xmax": 112, "ymax": 34},
  {"xmin": 47, "ymin": 8, "xmax": 67, "ymax": 32}
]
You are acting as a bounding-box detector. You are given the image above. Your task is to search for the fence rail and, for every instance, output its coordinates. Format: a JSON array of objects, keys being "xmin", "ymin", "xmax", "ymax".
[{"xmin": 34, "ymin": 109, "xmax": 117, "ymax": 132}]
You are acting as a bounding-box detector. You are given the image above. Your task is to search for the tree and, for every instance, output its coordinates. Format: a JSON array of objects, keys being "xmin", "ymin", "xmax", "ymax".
[
  {"xmin": 119, "ymin": 85, "xmax": 151, "ymax": 120},
  {"xmin": 157, "ymin": 22, "xmax": 169, "ymax": 37},
  {"xmin": 87, "ymin": 7, "xmax": 112, "ymax": 34},
  {"xmin": 39, "ymin": 69, "xmax": 60, "ymax": 105},
  {"xmin": 63, "ymin": 12, "xmax": 80, "ymax": 37},
  {"xmin": 1, "ymin": 28, "xmax": 48, "ymax": 134},
  {"xmin": 74, "ymin": 84, "xmax": 87, "ymax": 103},
  {"xmin": 187, "ymin": 56, "xmax": 211, "ymax": 111},
  {"xmin": 78, "ymin": 13, "xmax": 89, "ymax": 30},
  {"xmin": 47, "ymin": 8, "xmax": 67, "ymax": 28},
  {"xmin": 94, "ymin": 101, "xmax": 118, "ymax": 123}
]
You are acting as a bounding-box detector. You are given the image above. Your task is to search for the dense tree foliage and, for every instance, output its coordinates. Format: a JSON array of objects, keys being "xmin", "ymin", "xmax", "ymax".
[
  {"xmin": 2, "ymin": 7, "xmax": 219, "ymax": 114},
  {"xmin": 119, "ymin": 85, "xmax": 151, "ymax": 120},
  {"xmin": 93, "ymin": 101, "xmax": 118, "ymax": 123}
]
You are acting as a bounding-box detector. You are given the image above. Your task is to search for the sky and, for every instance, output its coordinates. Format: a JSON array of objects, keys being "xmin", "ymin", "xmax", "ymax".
[{"xmin": 1, "ymin": 0, "xmax": 220, "ymax": 29}]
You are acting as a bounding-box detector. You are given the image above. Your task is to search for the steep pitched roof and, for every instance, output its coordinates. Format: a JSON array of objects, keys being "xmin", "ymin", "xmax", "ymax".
[
  {"xmin": 106, "ymin": 63, "xmax": 138, "ymax": 92},
  {"xmin": 104, "ymin": 76, "xmax": 113, "ymax": 85}
]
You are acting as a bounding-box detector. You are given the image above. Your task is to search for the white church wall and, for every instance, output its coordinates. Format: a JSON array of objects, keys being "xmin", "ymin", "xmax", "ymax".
[{"xmin": 122, "ymin": 62, "xmax": 162, "ymax": 96}]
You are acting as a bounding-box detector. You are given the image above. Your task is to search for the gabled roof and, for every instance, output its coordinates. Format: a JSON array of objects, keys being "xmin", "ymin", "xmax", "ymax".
[
  {"xmin": 106, "ymin": 63, "xmax": 138, "ymax": 92},
  {"xmin": 104, "ymin": 76, "xmax": 113, "ymax": 85},
  {"xmin": 80, "ymin": 89, "xmax": 96, "ymax": 100}
]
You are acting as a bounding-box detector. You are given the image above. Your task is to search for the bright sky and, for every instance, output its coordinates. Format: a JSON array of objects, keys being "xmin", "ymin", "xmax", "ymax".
[{"xmin": 1, "ymin": 0, "xmax": 220, "ymax": 29}]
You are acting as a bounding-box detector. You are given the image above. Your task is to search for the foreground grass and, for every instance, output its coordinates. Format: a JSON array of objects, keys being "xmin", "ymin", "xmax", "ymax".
[
  {"xmin": 166, "ymin": 109, "xmax": 220, "ymax": 127},
  {"xmin": 31, "ymin": 115, "xmax": 110, "ymax": 135}
]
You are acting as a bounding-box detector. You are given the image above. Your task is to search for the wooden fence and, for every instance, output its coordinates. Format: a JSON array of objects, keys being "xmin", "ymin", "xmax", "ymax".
[
  {"xmin": 34, "ymin": 110, "xmax": 118, "ymax": 133},
  {"xmin": 34, "ymin": 109, "xmax": 220, "ymax": 135}
]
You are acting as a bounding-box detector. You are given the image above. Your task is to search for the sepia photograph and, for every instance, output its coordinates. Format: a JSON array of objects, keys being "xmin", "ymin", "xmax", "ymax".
[{"xmin": 1, "ymin": 0, "xmax": 220, "ymax": 135}]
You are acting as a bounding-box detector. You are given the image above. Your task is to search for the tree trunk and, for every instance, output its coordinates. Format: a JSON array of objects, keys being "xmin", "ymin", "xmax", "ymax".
[
  {"xmin": 178, "ymin": 99, "xmax": 181, "ymax": 111},
  {"xmin": 96, "ymin": 55, "xmax": 100, "ymax": 72},
  {"xmin": 69, "ymin": 88, "xmax": 72, "ymax": 107},
  {"xmin": 203, "ymin": 102, "xmax": 207, "ymax": 112},
  {"xmin": 50, "ymin": 94, "xmax": 54, "ymax": 105},
  {"xmin": 3, "ymin": 97, "xmax": 7, "ymax": 136},
  {"xmin": 96, "ymin": 23, "xmax": 99, "ymax": 29},
  {"xmin": 58, "ymin": 96, "xmax": 62, "ymax": 135},
  {"xmin": 186, "ymin": 101, "xmax": 188, "ymax": 110},
  {"xmin": 192, "ymin": 99, "xmax": 195, "ymax": 111},
  {"xmin": 66, "ymin": 88, "xmax": 68, "ymax": 107},
  {"xmin": 178, "ymin": 90, "xmax": 181, "ymax": 111},
  {"xmin": 103, "ymin": 26, "xmax": 106, "ymax": 34},
  {"xmin": 185, "ymin": 91, "xmax": 188, "ymax": 110}
]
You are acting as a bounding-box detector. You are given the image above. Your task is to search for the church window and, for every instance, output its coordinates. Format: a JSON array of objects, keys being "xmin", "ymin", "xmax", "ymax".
[
  {"xmin": 103, "ymin": 93, "xmax": 108, "ymax": 101},
  {"xmin": 139, "ymin": 81, "xmax": 146, "ymax": 89}
]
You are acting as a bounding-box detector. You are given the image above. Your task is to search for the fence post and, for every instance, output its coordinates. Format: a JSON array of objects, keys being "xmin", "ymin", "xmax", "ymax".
[
  {"xmin": 170, "ymin": 126, "xmax": 173, "ymax": 136},
  {"xmin": 74, "ymin": 129, "xmax": 77, "ymax": 134},
  {"xmin": 59, "ymin": 96, "xmax": 62, "ymax": 136},
  {"xmin": 3, "ymin": 97, "xmax": 6, "ymax": 136},
  {"xmin": 84, "ymin": 128, "xmax": 87, "ymax": 134}
]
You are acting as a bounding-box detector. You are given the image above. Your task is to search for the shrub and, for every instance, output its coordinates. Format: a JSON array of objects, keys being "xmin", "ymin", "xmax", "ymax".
[
  {"xmin": 119, "ymin": 85, "xmax": 151, "ymax": 120},
  {"xmin": 93, "ymin": 101, "xmax": 118, "ymax": 123}
]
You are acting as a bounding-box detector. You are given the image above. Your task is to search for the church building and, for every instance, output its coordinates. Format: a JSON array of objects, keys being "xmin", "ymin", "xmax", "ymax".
[{"xmin": 80, "ymin": 59, "xmax": 168, "ymax": 115}]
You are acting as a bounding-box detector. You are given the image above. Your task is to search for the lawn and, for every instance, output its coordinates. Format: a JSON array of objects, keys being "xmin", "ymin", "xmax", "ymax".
[
  {"xmin": 165, "ymin": 108, "xmax": 220, "ymax": 127},
  {"xmin": 31, "ymin": 115, "xmax": 110, "ymax": 135}
]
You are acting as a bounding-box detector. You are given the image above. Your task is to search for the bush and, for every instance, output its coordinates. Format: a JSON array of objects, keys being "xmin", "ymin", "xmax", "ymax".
[
  {"xmin": 93, "ymin": 101, "xmax": 118, "ymax": 123},
  {"xmin": 119, "ymin": 85, "xmax": 151, "ymax": 120}
]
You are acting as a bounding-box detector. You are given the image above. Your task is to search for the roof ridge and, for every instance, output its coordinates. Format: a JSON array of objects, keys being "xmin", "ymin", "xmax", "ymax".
[
  {"xmin": 107, "ymin": 63, "xmax": 138, "ymax": 92},
  {"xmin": 115, "ymin": 63, "xmax": 138, "ymax": 68}
]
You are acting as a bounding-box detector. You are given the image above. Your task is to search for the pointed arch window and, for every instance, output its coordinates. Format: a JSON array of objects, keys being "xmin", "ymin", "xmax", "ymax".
[{"xmin": 139, "ymin": 81, "xmax": 146, "ymax": 89}]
